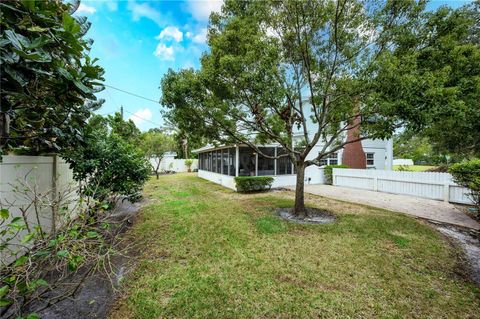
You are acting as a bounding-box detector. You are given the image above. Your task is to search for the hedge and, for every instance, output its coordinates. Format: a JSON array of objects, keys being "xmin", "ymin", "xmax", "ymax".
[
  {"xmin": 324, "ymin": 164, "xmax": 349, "ymax": 185},
  {"xmin": 449, "ymin": 159, "xmax": 480, "ymax": 217},
  {"xmin": 234, "ymin": 176, "xmax": 274, "ymax": 192}
]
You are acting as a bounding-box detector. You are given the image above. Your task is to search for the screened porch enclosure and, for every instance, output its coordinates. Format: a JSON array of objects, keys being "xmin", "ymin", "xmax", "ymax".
[{"xmin": 197, "ymin": 146, "xmax": 295, "ymax": 177}]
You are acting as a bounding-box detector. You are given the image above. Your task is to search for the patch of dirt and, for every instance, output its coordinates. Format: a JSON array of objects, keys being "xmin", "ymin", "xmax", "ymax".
[
  {"xmin": 276, "ymin": 207, "xmax": 336, "ymax": 224},
  {"xmin": 432, "ymin": 223, "xmax": 480, "ymax": 286},
  {"xmin": 32, "ymin": 198, "xmax": 145, "ymax": 319}
]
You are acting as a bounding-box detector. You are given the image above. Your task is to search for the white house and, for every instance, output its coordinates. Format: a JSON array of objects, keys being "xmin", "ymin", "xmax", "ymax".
[
  {"xmin": 194, "ymin": 99, "xmax": 394, "ymax": 191},
  {"xmin": 194, "ymin": 137, "xmax": 393, "ymax": 190}
]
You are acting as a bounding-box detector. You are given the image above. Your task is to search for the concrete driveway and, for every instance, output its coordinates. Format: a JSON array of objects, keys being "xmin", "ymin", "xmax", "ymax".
[{"xmin": 291, "ymin": 184, "xmax": 480, "ymax": 230}]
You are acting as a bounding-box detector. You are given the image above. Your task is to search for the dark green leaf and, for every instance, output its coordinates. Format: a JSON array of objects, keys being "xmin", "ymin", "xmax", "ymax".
[{"xmin": 0, "ymin": 209, "xmax": 9, "ymax": 219}]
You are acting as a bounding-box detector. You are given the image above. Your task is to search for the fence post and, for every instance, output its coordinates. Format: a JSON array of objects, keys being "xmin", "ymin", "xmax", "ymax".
[
  {"xmin": 373, "ymin": 177, "xmax": 378, "ymax": 192},
  {"xmin": 443, "ymin": 184, "xmax": 450, "ymax": 202},
  {"xmin": 51, "ymin": 154, "xmax": 58, "ymax": 234}
]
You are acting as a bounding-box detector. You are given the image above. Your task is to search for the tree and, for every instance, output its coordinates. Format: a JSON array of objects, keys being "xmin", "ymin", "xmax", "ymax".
[
  {"xmin": 412, "ymin": 3, "xmax": 480, "ymax": 158},
  {"xmin": 63, "ymin": 115, "xmax": 150, "ymax": 203},
  {"xmin": 0, "ymin": 0, "xmax": 105, "ymax": 154},
  {"xmin": 140, "ymin": 131, "xmax": 175, "ymax": 179},
  {"xmin": 162, "ymin": 0, "xmax": 443, "ymax": 217},
  {"xmin": 394, "ymin": 132, "xmax": 437, "ymax": 164},
  {"xmin": 107, "ymin": 112, "xmax": 141, "ymax": 145}
]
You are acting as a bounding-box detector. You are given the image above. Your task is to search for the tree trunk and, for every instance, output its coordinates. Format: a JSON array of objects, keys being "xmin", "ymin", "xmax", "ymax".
[
  {"xmin": 293, "ymin": 161, "xmax": 307, "ymax": 217},
  {"xmin": 155, "ymin": 171, "xmax": 159, "ymax": 179}
]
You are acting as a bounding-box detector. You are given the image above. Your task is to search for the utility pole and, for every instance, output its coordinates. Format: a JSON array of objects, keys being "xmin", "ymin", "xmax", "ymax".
[{"xmin": 120, "ymin": 105, "xmax": 124, "ymax": 119}]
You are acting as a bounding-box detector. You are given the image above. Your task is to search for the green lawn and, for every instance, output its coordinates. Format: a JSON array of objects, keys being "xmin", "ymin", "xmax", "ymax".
[
  {"xmin": 393, "ymin": 165, "xmax": 438, "ymax": 171},
  {"xmin": 110, "ymin": 174, "xmax": 479, "ymax": 318}
]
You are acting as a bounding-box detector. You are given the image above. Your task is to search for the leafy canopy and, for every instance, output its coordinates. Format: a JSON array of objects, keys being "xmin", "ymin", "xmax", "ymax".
[
  {"xmin": 63, "ymin": 114, "xmax": 150, "ymax": 203},
  {"xmin": 0, "ymin": 0, "xmax": 104, "ymax": 154},
  {"xmin": 163, "ymin": 0, "xmax": 435, "ymax": 168}
]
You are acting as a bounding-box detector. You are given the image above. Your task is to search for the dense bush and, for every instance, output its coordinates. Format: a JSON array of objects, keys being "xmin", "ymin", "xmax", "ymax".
[
  {"xmin": 234, "ymin": 176, "xmax": 274, "ymax": 193},
  {"xmin": 449, "ymin": 159, "xmax": 480, "ymax": 218},
  {"xmin": 63, "ymin": 116, "xmax": 150, "ymax": 203},
  {"xmin": 65, "ymin": 134, "xmax": 150, "ymax": 203},
  {"xmin": 324, "ymin": 165, "xmax": 349, "ymax": 185}
]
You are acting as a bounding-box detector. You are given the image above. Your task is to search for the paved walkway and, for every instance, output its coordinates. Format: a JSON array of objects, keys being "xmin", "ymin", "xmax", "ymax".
[{"xmin": 289, "ymin": 184, "xmax": 480, "ymax": 230}]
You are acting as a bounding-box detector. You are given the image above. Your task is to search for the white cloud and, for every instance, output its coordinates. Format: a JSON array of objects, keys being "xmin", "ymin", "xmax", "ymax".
[
  {"xmin": 129, "ymin": 108, "xmax": 153, "ymax": 129},
  {"xmin": 186, "ymin": 0, "xmax": 223, "ymax": 21},
  {"xmin": 128, "ymin": 1, "xmax": 162, "ymax": 26},
  {"xmin": 105, "ymin": 1, "xmax": 118, "ymax": 11},
  {"xmin": 192, "ymin": 28, "xmax": 208, "ymax": 44},
  {"xmin": 153, "ymin": 43, "xmax": 174, "ymax": 60},
  {"xmin": 156, "ymin": 26, "xmax": 183, "ymax": 43},
  {"xmin": 185, "ymin": 31, "xmax": 192, "ymax": 39},
  {"xmin": 77, "ymin": 3, "xmax": 96, "ymax": 14}
]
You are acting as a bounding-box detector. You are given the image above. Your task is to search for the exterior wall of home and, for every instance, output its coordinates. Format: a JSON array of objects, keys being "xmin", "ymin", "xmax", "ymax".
[{"xmin": 198, "ymin": 170, "xmax": 236, "ymax": 190}]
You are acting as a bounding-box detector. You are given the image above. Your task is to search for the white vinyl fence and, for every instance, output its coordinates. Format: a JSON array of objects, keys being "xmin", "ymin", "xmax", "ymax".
[
  {"xmin": 332, "ymin": 168, "xmax": 473, "ymax": 205},
  {"xmin": 149, "ymin": 157, "xmax": 198, "ymax": 173},
  {"xmin": 1, "ymin": 155, "xmax": 78, "ymax": 262}
]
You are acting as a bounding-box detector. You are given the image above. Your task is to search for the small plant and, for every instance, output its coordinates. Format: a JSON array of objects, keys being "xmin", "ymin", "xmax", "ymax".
[
  {"xmin": 449, "ymin": 159, "xmax": 480, "ymax": 219},
  {"xmin": 185, "ymin": 159, "xmax": 193, "ymax": 172},
  {"xmin": 323, "ymin": 165, "xmax": 349, "ymax": 185},
  {"xmin": 234, "ymin": 176, "xmax": 274, "ymax": 193},
  {"xmin": 0, "ymin": 173, "xmax": 123, "ymax": 318}
]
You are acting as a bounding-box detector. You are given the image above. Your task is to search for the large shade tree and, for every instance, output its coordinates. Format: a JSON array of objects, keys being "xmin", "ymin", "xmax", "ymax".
[
  {"xmin": 0, "ymin": 0, "xmax": 104, "ymax": 154},
  {"xmin": 412, "ymin": 2, "xmax": 480, "ymax": 157},
  {"xmin": 162, "ymin": 0, "xmax": 458, "ymax": 216}
]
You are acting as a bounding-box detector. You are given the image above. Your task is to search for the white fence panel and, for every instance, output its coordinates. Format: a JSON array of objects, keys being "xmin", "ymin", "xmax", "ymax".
[
  {"xmin": 1, "ymin": 155, "xmax": 78, "ymax": 262},
  {"xmin": 332, "ymin": 168, "xmax": 473, "ymax": 205},
  {"xmin": 149, "ymin": 157, "xmax": 198, "ymax": 173}
]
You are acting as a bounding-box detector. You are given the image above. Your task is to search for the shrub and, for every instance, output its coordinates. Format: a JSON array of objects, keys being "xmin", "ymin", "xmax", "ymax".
[
  {"xmin": 234, "ymin": 176, "xmax": 274, "ymax": 192},
  {"xmin": 449, "ymin": 159, "xmax": 480, "ymax": 218},
  {"xmin": 64, "ymin": 134, "xmax": 150, "ymax": 203},
  {"xmin": 323, "ymin": 165, "xmax": 349, "ymax": 185},
  {"xmin": 185, "ymin": 159, "xmax": 194, "ymax": 172}
]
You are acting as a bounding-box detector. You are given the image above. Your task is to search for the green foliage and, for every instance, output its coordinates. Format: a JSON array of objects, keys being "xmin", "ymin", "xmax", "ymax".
[
  {"xmin": 108, "ymin": 112, "xmax": 141, "ymax": 145},
  {"xmin": 394, "ymin": 3, "xmax": 480, "ymax": 157},
  {"xmin": 161, "ymin": 0, "xmax": 443, "ymax": 214},
  {"xmin": 324, "ymin": 165, "xmax": 349, "ymax": 185},
  {"xmin": 234, "ymin": 176, "xmax": 274, "ymax": 193},
  {"xmin": 449, "ymin": 158, "xmax": 480, "ymax": 217},
  {"xmin": 184, "ymin": 159, "xmax": 193, "ymax": 168},
  {"xmin": 0, "ymin": 0, "xmax": 104, "ymax": 153},
  {"xmin": 394, "ymin": 132, "xmax": 437, "ymax": 164},
  {"xmin": 140, "ymin": 131, "xmax": 175, "ymax": 178},
  {"xmin": 64, "ymin": 116, "xmax": 150, "ymax": 202}
]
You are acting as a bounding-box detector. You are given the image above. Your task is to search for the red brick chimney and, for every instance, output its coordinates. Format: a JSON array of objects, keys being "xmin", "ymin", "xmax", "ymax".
[{"xmin": 342, "ymin": 101, "xmax": 366, "ymax": 169}]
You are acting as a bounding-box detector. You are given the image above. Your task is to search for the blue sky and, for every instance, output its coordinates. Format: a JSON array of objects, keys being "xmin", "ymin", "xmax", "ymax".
[{"xmin": 77, "ymin": 0, "xmax": 471, "ymax": 131}]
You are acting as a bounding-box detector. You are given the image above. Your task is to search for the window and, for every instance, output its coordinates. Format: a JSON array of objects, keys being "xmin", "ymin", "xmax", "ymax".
[
  {"xmin": 318, "ymin": 152, "xmax": 338, "ymax": 166},
  {"xmin": 366, "ymin": 153, "xmax": 375, "ymax": 166},
  {"xmin": 222, "ymin": 149, "xmax": 229, "ymax": 175},
  {"xmin": 239, "ymin": 147, "xmax": 256, "ymax": 176},
  {"xmin": 257, "ymin": 147, "xmax": 275, "ymax": 176},
  {"xmin": 216, "ymin": 150, "xmax": 222, "ymax": 173},
  {"xmin": 208, "ymin": 151, "xmax": 212, "ymax": 171},
  {"xmin": 229, "ymin": 148, "xmax": 236, "ymax": 176},
  {"xmin": 329, "ymin": 153, "xmax": 338, "ymax": 165},
  {"xmin": 276, "ymin": 147, "xmax": 292, "ymax": 175},
  {"xmin": 212, "ymin": 151, "xmax": 217, "ymax": 172}
]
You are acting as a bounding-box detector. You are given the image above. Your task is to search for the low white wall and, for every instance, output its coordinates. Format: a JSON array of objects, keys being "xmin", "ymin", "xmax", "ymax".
[
  {"xmin": 149, "ymin": 157, "xmax": 198, "ymax": 173},
  {"xmin": 1, "ymin": 155, "xmax": 78, "ymax": 262},
  {"xmin": 332, "ymin": 168, "xmax": 472, "ymax": 204},
  {"xmin": 198, "ymin": 170, "xmax": 236, "ymax": 190},
  {"xmin": 393, "ymin": 159, "xmax": 414, "ymax": 166}
]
